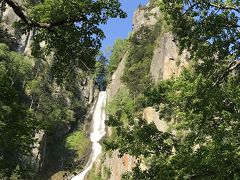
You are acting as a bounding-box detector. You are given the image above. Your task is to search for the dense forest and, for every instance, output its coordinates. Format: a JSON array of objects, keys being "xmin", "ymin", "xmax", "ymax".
[
  {"xmin": 0, "ymin": 0, "xmax": 125, "ymax": 179},
  {"xmin": 1, "ymin": 0, "xmax": 240, "ymax": 179}
]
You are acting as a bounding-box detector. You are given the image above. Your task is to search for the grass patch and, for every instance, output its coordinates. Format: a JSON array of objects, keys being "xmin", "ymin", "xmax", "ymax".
[
  {"xmin": 45, "ymin": 130, "xmax": 91, "ymax": 178},
  {"xmin": 65, "ymin": 131, "xmax": 91, "ymax": 157}
]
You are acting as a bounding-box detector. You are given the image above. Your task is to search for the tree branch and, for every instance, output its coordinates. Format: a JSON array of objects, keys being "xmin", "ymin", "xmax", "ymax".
[
  {"xmin": 182, "ymin": 2, "xmax": 200, "ymax": 17},
  {"xmin": 29, "ymin": 16, "xmax": 87, "ymax": 30},
  {"xmin": 202, "ymin": 1, "xmax": 240, "ymax": 13},
  {"xmin": 4, "ymin": 0, "xmax": 29, "ymax": 24},
  {"xmin": 213, "ymin": 61, "xmax": 240, "ymax": 86},
  {"xmin": 208, "ymin": 22, "xmax": 240, "ymax": 29},
  {"xmin": 209, "ymin": 2, "xmax": 240, "ymax": 13},
  {"xmin": 4, "ymin": 0, "xmax": 87, "ymax": 30},
  {"xmin": 50, "ymin": 29, "xmax": 93, "ymax": 71}
]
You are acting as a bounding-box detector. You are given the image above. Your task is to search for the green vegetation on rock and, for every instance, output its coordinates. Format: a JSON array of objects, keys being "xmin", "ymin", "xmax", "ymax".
[
  {"xmin": 122, "ymin": 20, "xmax": 162, "ymax": 96},
  {"xmin": 107, "ymin": 39, "xmax": 128, "ymax": 80},
  {"xmin": 0, "ymin": 41, "xmax": 87, "ymax": 179},
  {"xmin": 106, "ymin": 0, "xmax": 240, "ymax": 179},
  {"xmin": 65, "ymin": 131, "xmax": 90, "ymax": 158},
  {"xmin": 86, "ymin": 155, "xmax": 111, "ymax": 180}
]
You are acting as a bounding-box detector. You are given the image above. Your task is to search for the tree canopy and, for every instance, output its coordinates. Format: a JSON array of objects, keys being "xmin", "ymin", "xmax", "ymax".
[
  {"xmin": 3, "ymin": 0, "xmax": 126, "ymax": 79},
  {"xmin": 160, "ymin": 0, "xmax": 240, "ymax": 79}
]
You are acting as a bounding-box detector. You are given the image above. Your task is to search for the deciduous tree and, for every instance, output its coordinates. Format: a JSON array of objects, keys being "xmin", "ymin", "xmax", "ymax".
[{"xmin": 3, "ymin": 0, "xmax": 126, "ymax": 79}]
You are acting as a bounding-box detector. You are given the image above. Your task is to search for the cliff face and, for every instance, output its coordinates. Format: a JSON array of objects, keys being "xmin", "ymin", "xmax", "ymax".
[
  {"xmin": 2, "ymin": 1, "xmax": 97, "ymax": 103},
  {"xmin": 1, "ymin": 0, "xmax": 34, "ymax": 54},
  {"xmin": 107, "ymin": 52, "xmax": 127, "ymax": 101},
  {"xmin": 151, "ymin": 32, "xmax": 189, "ymax": 82},
  {"xmin": 145, "ymin": 32, "xmax": 189, "ymax": 132},
  {"xmin": 104, "ymin": 2, "xmax": 189, "ymax": 179},
  {"xmin": 1, "ymin": 1, "xmax": 45, "ymax": 173},
  {"xmin": 133, "ymin": 6, "xmax": 161, "ymax": 33}
]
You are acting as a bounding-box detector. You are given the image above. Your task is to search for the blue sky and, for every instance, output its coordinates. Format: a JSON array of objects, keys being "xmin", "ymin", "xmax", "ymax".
[{"xmin": 100, "ymin": 0, "xmax": 148, "ymax": 55}]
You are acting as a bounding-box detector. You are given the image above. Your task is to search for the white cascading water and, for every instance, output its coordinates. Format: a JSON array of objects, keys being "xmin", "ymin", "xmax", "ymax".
[{"xmin": 72, "ymin": 91, "xmax": 107, "ymax": 180}]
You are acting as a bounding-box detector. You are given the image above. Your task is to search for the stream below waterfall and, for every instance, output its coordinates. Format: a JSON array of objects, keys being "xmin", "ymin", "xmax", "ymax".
[{"xmin": 72, "ymin": 91, "xmax": 107, "ymax": 180}]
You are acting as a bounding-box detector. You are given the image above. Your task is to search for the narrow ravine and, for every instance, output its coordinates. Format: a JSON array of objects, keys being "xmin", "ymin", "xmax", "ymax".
[{"xmin": 72, "ymin": 91, "xmax": 107, "ymax": 180}]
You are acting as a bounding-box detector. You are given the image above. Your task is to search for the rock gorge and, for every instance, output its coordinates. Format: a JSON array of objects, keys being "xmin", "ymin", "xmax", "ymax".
[
  {"xmin": 0, "ymin": 0, "xmax": 186, "ymax": 179},
  {"xmin": 2, "ymin": 0, "xmax": 237, "ymax": 179}
]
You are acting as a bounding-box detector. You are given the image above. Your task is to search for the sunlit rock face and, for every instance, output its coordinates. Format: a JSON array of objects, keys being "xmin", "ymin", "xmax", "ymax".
[
  {"xmin": 145, "ymin": 32, "xmax": 189, "ymax": 133},
  {"xmin": 105, "ymin": 53, "xmax": 135, "ymax": 180},
  {"xmin": 102, "ymin": 3, "xmax": 161, "ymax": 180},
  {"xmin": 107, "ymin": 52, "xmax": 127, "ymax": 101},
  {"xmin": 150, "ymin": 32, "xmax": 189, "ymax": 82},
  {"xmin": 132, "ymin": 5, "xmax": 161, "ymax": 32},
  {"xmin": 102, "ymin": 2, "xmax": 189, "ymax": 179}
]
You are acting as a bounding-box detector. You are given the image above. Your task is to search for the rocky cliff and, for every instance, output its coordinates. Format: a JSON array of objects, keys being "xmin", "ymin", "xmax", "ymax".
[{"xmin": 102, "ymin": 1, "xmax": 189, "ymax": 179}]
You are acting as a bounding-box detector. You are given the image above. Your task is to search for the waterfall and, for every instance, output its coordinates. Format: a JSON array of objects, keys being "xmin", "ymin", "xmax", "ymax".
[{"xmin": 72, "ymin": 91, "xmax": 107, "ymax": 180}]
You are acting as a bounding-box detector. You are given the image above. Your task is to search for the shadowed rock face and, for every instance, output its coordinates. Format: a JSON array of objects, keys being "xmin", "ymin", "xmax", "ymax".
[
  {"xmin": 1, "ymin": 0, "xmax": 45, "ymax": 173},
  {"xmin": 1, "ymin": 1, "xmax": 97, "ymax": 177},
  {"xmin": 2, "ymin": 0, "xmax": 34, "ymax": 54}
]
